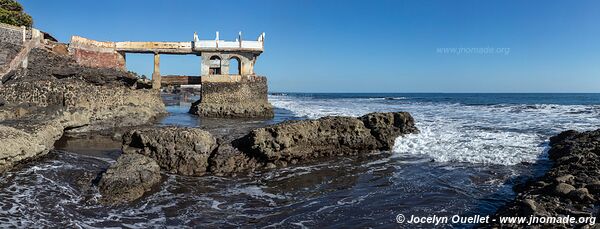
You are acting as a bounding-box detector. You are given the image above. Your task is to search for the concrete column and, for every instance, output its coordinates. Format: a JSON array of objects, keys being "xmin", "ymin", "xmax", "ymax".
[
  {"xmin": 221, "ymin": 58, "xmax": 230, "ymax": 75},
  {"xmin": 21, "ymin": 26, "xmax": 26, "ymax": 43},
  {"xmin": 117, "ymin": 51, "xmax": 127, "ymax": 70},
  {"xmin": 152, "ymin": 53, "xmax": 161, "ymax": 89},
  {"xmin": 201, "ymin": 54, "xmax": 209, "ymax": 76},
  {"xmin": 240, "ymin": 57, "xmax": 255, "ymax": 75}
]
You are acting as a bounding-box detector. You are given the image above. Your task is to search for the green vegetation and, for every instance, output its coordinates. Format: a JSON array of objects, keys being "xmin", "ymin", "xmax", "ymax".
[{"xmin": 0, "ymin": 0, "xmax": 32, "ymax": 27}]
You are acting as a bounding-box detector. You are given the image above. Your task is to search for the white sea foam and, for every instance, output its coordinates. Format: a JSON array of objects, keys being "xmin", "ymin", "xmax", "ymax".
[{"xmin": 269, "ymin": 95, "xmax": 600, "ymax": 165}]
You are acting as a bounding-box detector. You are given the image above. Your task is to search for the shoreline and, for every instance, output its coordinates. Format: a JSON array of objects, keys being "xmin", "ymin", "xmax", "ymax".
[{"xmin": 488, "ymin": 129, "xmax": 600, "ymax": 227}]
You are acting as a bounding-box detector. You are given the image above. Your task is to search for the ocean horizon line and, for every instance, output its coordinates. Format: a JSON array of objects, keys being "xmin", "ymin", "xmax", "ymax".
[{"xmin": 269, "ymin": 92, "xmax": 600, "ymax": 94}]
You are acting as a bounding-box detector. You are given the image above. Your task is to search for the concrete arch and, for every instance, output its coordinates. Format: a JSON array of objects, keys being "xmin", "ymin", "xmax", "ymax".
[
  {"xmin": 209, "ymin": 55, "xmax": 222, "ymax": 75},
  {"xmin": 225, "ymin": 53, "xmax": 254, "ymax": 75},
  {"xmin": 201, "ymin": 52, "xmax": 257, "ymax": 76},
  {"xmin": 228, "ymin": 56, "xmax": 241, "ymax": 75}
]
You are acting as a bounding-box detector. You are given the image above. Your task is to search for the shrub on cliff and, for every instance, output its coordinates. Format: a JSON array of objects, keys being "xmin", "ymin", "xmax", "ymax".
[{"xmin": 0, "ymin": 0, "xmax": 32, "ymax": 27}]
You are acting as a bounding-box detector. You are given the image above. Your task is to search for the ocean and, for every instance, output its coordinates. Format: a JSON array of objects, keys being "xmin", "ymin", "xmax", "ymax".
[{"xmin": 0, "ymin": 93, "xmax": 599, "ymax": 228}]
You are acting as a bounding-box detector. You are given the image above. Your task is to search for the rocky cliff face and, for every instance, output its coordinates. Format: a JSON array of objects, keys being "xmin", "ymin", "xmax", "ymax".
[
  {"xmin": 0, "ymin": 46, "xmax": 165, "ymax": 131},
  {"xmin": 491, "ymin": 129, "xmax": 600, "ymax": 228},
  {"xmin": 0, "ymin": 42, "xmax": 166, "ymax": 173}
]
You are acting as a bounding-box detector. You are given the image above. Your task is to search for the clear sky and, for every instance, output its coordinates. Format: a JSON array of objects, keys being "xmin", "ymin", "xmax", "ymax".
[{"xmin": 21, "ymin": 0, "xmax": 600, "ymax": 93}]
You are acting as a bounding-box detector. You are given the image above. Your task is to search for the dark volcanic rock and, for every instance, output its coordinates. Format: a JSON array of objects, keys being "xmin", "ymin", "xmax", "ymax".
[
  {"xmin": 120, "ymin": 112, "xmax": 418, "ymax": 177},
  {"xmin": 235, "ymin": 112, "xmax": 418, "ymax": 165},
  {"xmin": 490, "ymin": 129, "xmax": 600, "ymax": 228},
  {"xmin": 360, "ymin": 112, "xmax": 419, "ymax": 150},
  {"xmin": 122, "ymin": 127, "xmax": 218, "ymax": 176},
  {"xmin": 13, "ymin": 47, "xmax": 139, "ymax": 87},
  {"xmin": 98, "ymin": 153, "xmax": 161, "ymax": 204},
  {"xmin": 0, "ymin": 46, "xmax": 165, "ymax": 132},
  {"xmin": 208, "ymin": 142, "xmax": 261, "ymax": 176},
  {"xmin": 0, "ymin": 39, "xmax": 164, "ymax": 173}
]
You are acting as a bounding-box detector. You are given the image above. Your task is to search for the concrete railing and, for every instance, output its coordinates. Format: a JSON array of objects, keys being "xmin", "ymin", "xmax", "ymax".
[
  {"xmin": 116, "ymin": 41, "xmax": 193, "ymax": 54},
  {"xmin": 111, "ymin": 32, "xmax": 265, "ymax": 54},
  {"xmin": 113, "ymin": 40, "xmax": 264, "ymax": 53},
  {"xmin": 194, "ymin": 40, "xmax": 263, "ymax": 51}
]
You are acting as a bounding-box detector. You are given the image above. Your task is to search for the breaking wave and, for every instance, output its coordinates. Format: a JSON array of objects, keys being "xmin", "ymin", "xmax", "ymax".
[{"xmin": 268, "ymin": 94, "xmax": 600, "ymax": 165}]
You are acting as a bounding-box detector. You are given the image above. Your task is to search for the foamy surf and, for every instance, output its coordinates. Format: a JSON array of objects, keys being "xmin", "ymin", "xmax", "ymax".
[{"xmin": 268, "ymin": 94, "xmax": 600, "ymax": 165}]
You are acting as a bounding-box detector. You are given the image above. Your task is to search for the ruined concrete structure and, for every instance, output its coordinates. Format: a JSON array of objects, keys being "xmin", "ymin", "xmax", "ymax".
[
  {"xmin": 68, "ymin": 32, "xmax": 273, "ymax": 118},
  {"xmin": 69, "ymin": 36, "xmax": 126, "ymax": 70},
  {"xmin": 161, "ymin": 75, "xmax": 201, "ymax": 86},
  {"xmin": 0, "ymin": 23, "xmax": 43, "ymax": 83}
]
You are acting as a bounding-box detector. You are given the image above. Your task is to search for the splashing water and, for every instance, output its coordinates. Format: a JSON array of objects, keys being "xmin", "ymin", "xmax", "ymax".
[{"xmin": 2, "ymin": 93, "xmax": 599, "ymax": 227}]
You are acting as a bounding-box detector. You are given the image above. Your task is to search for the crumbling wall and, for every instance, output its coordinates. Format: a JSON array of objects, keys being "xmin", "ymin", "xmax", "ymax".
[
  {"xmin": 0, "ymin": 23, "xmax": 24, "ymax": 45},
  {"xmin": 0, "ymin": 23, "xmax": 24, "ymax": 68},
  {"xmin": 161, "ymin": 75, "xmax": 201, "ymax": 86},
  {"xmin": 69, "ymin": 36, "xmax": 126, "ymax": 70},
  {"xmin": 189, "ymin": 75, "xmax": 273, "ymax": 118}
]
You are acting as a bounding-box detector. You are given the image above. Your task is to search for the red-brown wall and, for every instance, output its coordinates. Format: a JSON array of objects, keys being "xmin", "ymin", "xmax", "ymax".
[
  {"xmin": 71, "ymin": 48, "xmax": 125, "ymax": 70},
  {"xmin": 68, "ymin": 36, "xmax": 126, "ymax": 70},
  {"xmin": 161, "ymin": 75, "xmax": 201, "ymax": 86}
]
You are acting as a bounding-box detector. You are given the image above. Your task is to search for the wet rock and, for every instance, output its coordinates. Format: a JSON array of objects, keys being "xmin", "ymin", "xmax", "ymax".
[
  {"xmin": 521, "ymin": 199, "xmax": 548, "ymax": 216},
  {"xmin": 238, "ymin": 116, "xmax": 377, "ymax": 162},
  {"xmin": 569, "ymin": 188, "xmax": 593, "ymax": 202},
  {"xmin": 555, "ymin": 174, "xmax": 575, "ymax": 184},
  {"xmin": 490, "ymin": 129, "xmax": 600, "ymax": 228},
  {"xmin": 122, "ymin": 127, "xmax": 218, "ymax": 176},
  {"xmin": 554, "ymin": 183, "xmax": 575, "ymax": 196},
  {"xmin": 584, "ymin": 183, "xmax": 600, "ymax": 196},
  {"xmin": 235, "ymin": 112, "xmax": 418, "ymax": 165},
  {"xmin": 208, "ymin": 143, "xmax": 260, "ymax": 176},
  {"xmin": 98, "ymin": 153, "xmax": 161, "ymax": 204},
  {"xmin": 0, "ymin": 107, "xmax": 90, "ymax": 173},
  {"xmin": 360, "ymin": 112, "xmax": 419, "ymax": 149},
  {"xmin": 120, "ymin": 112, "xmax": 418, "ymax": 176}
]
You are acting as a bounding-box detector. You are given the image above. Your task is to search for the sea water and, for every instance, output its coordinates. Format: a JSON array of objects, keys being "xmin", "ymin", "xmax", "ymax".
[{"xmin": 0, "ymin": 93, "xmax": 599, "ymax": 228}]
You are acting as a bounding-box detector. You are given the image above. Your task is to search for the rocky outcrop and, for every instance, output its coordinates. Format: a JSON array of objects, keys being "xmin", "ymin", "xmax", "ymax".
[
  {"xmin": 190, "ymin": 100, "xmax": 273, "ymax": 118},
  {"xmin": 0, "ymin": 39, "xmax": 166, "ymax": 173},
  {"xmin": 99, "ymin": 112, "xmax": 418, "ymax": 203},
  {"xmin": 0, "ymin": 107, "xmax": 90, "ymax": 173},
  {"xmin": 122, "ymin": 127, "xmax": 218, "ymax": 176},
  {"xmin": 360, "ymin": 112, "xmax": 419, "ymax": 149},
  {"xmin": 0, "ymin": 104, "xmax": 29, "ymax": 121},
  {"xmin": 491, "ymin": 129, "xmax": 600, "ymax": 228},
  {"xmin": 189, "ymin": 75, "xmax": 273, "ymax": 118},
  {"xmin": 98, "ymin": 153, "xmax": 161, "ymax": 204},
  {"xmin": 119, "ymin": 112, "xmax": 418, "ymax": 177},
  {"xmin": 0, "ymin": 42, "xmax": 21, "ymax": 83},
  {"xmin": 0, "ymin": 46, "xmax": 165, "ymax": 132},
  {"xmin": 208, "ymin": 143, "xmax": 261, "ymax": 176},
  {"xmin": 234, "ymin": 112, "xmax": 418, "ymax": 167}
]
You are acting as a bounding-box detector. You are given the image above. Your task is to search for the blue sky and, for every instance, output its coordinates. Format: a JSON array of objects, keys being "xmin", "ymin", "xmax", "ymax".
[{"xmin": 21, "ymin": 0, "xmax": 600, "ymax": 92}]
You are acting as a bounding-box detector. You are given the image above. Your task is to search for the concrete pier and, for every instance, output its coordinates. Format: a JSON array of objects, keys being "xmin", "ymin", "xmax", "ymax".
[
  {"xmin": 152, "ymin": 53, "xmax": 160, "ymax": 89},
  {"xmin": 67, "ymin": 32, "xmax": 273, "ymax": 118}
]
